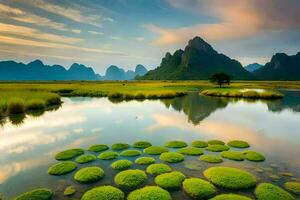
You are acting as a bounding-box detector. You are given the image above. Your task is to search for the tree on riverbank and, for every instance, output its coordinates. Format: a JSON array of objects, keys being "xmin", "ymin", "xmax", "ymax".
[{"xmin": 210, "ymin": 73, "xmax": 231, "ymax": 87}]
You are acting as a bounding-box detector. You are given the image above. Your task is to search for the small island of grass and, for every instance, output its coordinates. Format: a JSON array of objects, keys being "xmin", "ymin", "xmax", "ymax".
[
  {"xmin": 114, "ymin": 169, "xmax": 147, "ymax": 189},
  {"xmin": 13, "ymin": 188, "xmax": 53, "ymax": 200},
  {"xmin": 146, "ymin": 164, "xmax": 172, "ymax": 176},
  {"xmin": 127, "ymin": 186, "xmax": 171, "ymax": 200},
  {"xmin": 81, "ymin": 186, "xmax": 124, "ymax": 200},
  {"xmin": 155, "ymin": 171, "xmax": 186, "ymax": 189}
]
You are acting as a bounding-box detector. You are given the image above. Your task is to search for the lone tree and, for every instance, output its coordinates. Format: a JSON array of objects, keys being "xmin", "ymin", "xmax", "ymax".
[{"xmin": 210, "ymin": 72, "xmax": 231, "ymax": 88}]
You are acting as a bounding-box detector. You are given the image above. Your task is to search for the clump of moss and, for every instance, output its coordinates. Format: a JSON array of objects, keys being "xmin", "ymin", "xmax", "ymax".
[
  {"xmin": 220, "ymin": 151, "xmax": 245, "ymax": 161},
  {"xmin": 206, "ymin": 144, "xmax": 230, "ymax": 152},
  {"xmin": 159, "ymin": 152, "xmax": 185, "ymax": 163},
  {"xmin": 63, "ymin": 186, "xmax": 76, "ymax": 196},
  {"xmin": 7, "ymin": 99, "xmax": 25, "ymax": 115},
  {"xmin": 55, "ymin": 148, "xmax": 84, "ymax": 160},
  {"xmin": 228, "ymin": 140, "xmax": 250, "ymax": 148},
  {"xmin": 146, "ymin": 164, "xmax": 172, "ymax": 176},
  {"xmin": 120, "ymin": 149, "xmax": 142, "ymax": 157},
  {"xmin": 81, "ymin": 186, "xmax": 124, "ymax": 200},
  {"xmin": 199, "ymin": 155, "xmax": 223, "ymax": 163},
  {"xmin": 284, "ymin": 182, "xmax": 300, "ymax": 195},
  {"xmin": 210, "ymin": 194, "xmax": 252, "ymax": 200},
  {"xmin": 88, "ymin": 144, "xmax": 109, "ymax": 152},
  {"xmin": 155, "ymin": 171, "xmax": 186, "ymax": 189},
  {"xmin": 98, "ymin": 151, "xmax": 119, "ymax": 160},
  {"xmin": 164, "ymin": 140, "xmax": 188, "ymax": 148},
  {"xmin": 208, "ymin": 140, "xmax": 225, "ymax": 145},
  {"xmin": 111, "ymin": 143, "xmax": 130, "ymax": 150},
  {"xmin": 191, "ymin": 140, "xmax": 208, "ymax": 148},
  {"xmin": 144, "ymin": 146, "xmax": 169, "ymax": 155},
  {"xmin": 242, "ymin": 150, "xmax": 265, "ymax": 162},
  {"xmin": 74, "ymin": 166, "xmax": 104, "ymax": 183},
  {"xmin": 114, "ymin": 169, "xmax": 147, "ymax": 189},
  {"xmin": 75, "ymin": 154, "xmax": 96, "ymax": 164},
  {"xmin": 133, "ymin": 141, "xmax": 152, "ymax": 149},
  {"xmin": 127, "ymin": 186, "xmax": 171, "ymax": 200},
  {"xmin": 204, "ymin": 167, "xmax": 257, "ymax": 190},
  {"xmin": 14, "ymin": 188, "xmax": 53, "ymax": 200},
  {"xmin": 48, "ymin": 161, "xmax": 77, "ymax": 175},
  {"xmin": 111, "ymin": 160, "xmax": 133, "ymax": 170},
  {"xmin": 255, "ymin": 183, "xmax": 295, "ymax": 200},
  {"xmin": 135, "ymin": 157, "xmax": 155, "ymax": 165},
  {"xmin": 183, "ymin": 178, "xmax": 216, "ymax": 199},
  {"xmin": 177, "ymin": 147, "xmax": 204, "ymax": 155}
]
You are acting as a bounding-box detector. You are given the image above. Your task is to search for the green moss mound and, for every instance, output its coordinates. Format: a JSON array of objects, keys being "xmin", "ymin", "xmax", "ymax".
[
  {"xmin": 81, "ymin": 185, "xmax": 124, "ymax": 200},
  {"xmin": 164, "ymin": 140, "xmax": 188, "ymax": 148},
  {"xmin": 120, "ymin": 149, "xmax": 142, "ymax": 157},
  {"xmin": 133, "ymin": 141, "xmax": 152, "ymax": 149},
  {"xmin": 55, "ymin": 148, "xmax": 84, "ymax": 160},
  {"xmin": 64, "ymin": 186, "xmax": 76, "ymax": 196},
  {"xmin": 242, "ymin": 150, "xmax": 265, "ymax": 162},
  {"xmin": 178, "ymin": 147, "xmax": 204, "ymax": 155},
  {"xmin": 88, "ymin": 144, "xmax": 109, "ymax": 152},
  {"xmin": 111, "ymin": 160, "xmax": 133, "ymax": 170},
  {"xmin": 111, "ymin": 143, "xmax": 130, "ymax": 150},
  {"xmin": 135, "ymin": 157, "xmax": 155, "ymax": 165},
  {"xmin": 204, "ymin": 167, "xmax": 257, "ymax": 190},
  {"xmin": 127, "ymin": 186, "xmax": 171, "ymax": 200},
  {"xmin": 220, "ymin": 151, "xmax": 245, "ymax": 161},
  {"xmin": 255, "ymin": 183, "xmax": 295, "ymax": 200},
  {"xmin": 14, "ymin": 188, "xmax": 53, "ymax": 200},
  {"xmin": 159, "ymin": 152, "xmax": 185, "ymax": 163},
  {"xmin": 98, "ymin": 151, "xmax": 119, "ymax": 160},
  {"xmin": 144, "ymin": 146, "xmax": 169, "ymax": 155},
  {"xmin": 114, "ymin": 169, "xmax": 147, "ymax": 189},
  {"xmin": 191, "ymin": 140, "xmax": 208, "ymax": 148},
  {"xmin": 228, "ymin": 140, "xmax": 250, "ymax": 148},
  {"xmin": 155, "ymin": 171, "xmax": 186, "ymax": 189},
  {"xmin": 210, "ymin": 194, "xmax": 252, "ymax": 200},
  {"xmin": 208, "ymin": 140, "xmax": 225, "ymax": 145},
  {"xmin": 206, "ymin": 144, "xmax": 230, "ymax": 152},
  {"xmin": 75, "ymin": 154, "xmax": 96, "ymax": 164},
  {"xmin": 48, "ymin": 161, "xmax": 77, "ymax": 175},
  {"xmin": 284, "ymin": 182, "xmax": 300, "ymax": 195},
  {"xmin": 199, "ymin": 155, "xmax": 223, "ymax": 163},
  {"xmin": 146, "ymin": 164, "xmax": 172, "ymax": 176},
  {"xmin": 74, "ymin": 166, "xmax": 104, "ymax": 183},
  {"xmin": 183, "ymin": 178, "xmax": 216, "ymax": 199}
]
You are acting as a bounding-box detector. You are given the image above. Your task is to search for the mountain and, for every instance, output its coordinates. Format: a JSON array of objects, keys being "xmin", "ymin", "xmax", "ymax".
[
  {"xmin": 135, "ymin": 64, "xmax": 148, "ymax": 76},
  {"xmin": 245, "ymin": 63, "xmax": 263, "ymax": 72},
  {"xmin": 253, "ymin": 52, "xmax": 300, "ymax": 80},
  {"xmin": 139, "ymin": 36, "xmax": 252, "ymax": 80},
  {"xmin": 103, "ymin": 64, "xmax": 148, "ymax": 80}
]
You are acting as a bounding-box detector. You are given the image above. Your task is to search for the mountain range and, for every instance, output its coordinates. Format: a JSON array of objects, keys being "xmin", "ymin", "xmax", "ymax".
[
  {"xmin": 101, "ymin": 64, "xmax": 147, "ymax": 80},
  {"xmin": 245, "ymin": 63, "xmax": 263, "ymax": 72}
]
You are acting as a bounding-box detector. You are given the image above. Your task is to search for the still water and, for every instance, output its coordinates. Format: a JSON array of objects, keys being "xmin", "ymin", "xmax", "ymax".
[{"xmin": 0, "ymin": 91, "xmax": 300, "ymax": 199}]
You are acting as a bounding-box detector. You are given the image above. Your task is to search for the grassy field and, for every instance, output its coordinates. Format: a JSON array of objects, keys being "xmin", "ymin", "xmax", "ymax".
[{"xmin": 0, "ymin": 80, "xmax": 299, "ymax": 116}]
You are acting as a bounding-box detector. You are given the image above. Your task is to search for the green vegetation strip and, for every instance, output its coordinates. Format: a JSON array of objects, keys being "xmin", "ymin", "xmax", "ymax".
[
  {"xmin": 81, "ymin": 186, "xmax": 124, "ymax": 200},
  {"xmin": 55, "ymin": 148, "xmax": 84, "ymax": 160},
  {"xmin": 255, "ymin": 183, "xmax": 295, "ymax": 200},
  {"xmin": 114, "ymin": 169, "xmax": 147, "ymax": 189},
  {"xmin": 127, "ymin": 186, "xmax": 171, "ymax": 200},
  {"xmin": 155, "ymin": 171, "xmax": 186, "ymax": 189},
  {"xmin": 183, "ymin": 178, "xmax": 216, "ymax": 199},
  {"xmin": 48, "ymin": 161, "xmax": 77, "ymax": 175},
  {"xmin": 14, "ymin": 188, "xmax": 53, "ymax": 200},
  {"xmin": 74, "ymin": 166, "xmax": 104, "ymax": 183}
]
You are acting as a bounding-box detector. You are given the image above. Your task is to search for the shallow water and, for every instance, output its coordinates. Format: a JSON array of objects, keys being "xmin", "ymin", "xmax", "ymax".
[{"xmin": 0, "ymin": 91, "xmax": 300, "ymax": 199}]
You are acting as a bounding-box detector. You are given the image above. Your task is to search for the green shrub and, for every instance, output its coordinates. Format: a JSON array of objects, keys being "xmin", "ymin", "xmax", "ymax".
[
  {"xmin": 55, "ymin": 148, "xmax": 84, "ymax": 160},
  {"xmin": 63, "ymin": 186, "xmax": 76, "ymax": 196},
  {"xmin": 183, "ymin": 178, "xmax": 216, "ymax": 199},
  {"xmin": 228, "ymin": 140, "xmax": 250, "ymax": 148},
  {"xmin": 146, "ymin": 164, "xmax": 172, "ymax": 176},
  {"xmin": 242, "ymin": 150, "xmax": 265, "ymax": 162},
  {"xmin": 164, "ymin": 140, "xmax": 188, "ymax": 148},
  {"xmin": 210, "ymin": 194, "xmax": 252, "ymax": 200},
  {"xmin": 255, "ymin": 183, "xmax": 295, "ymax": 200},
  {"xmin": 14, "ymin": 188, "xmax": 53, "ymax": 200},
  {"xmin": 98, "ymin": 151, "xmax": 118, "ymax": 160},
  {"xmin": 88, "ymin": 144, "xmax": 109, "ymax": 152},
  {"xmin": 155, "ymin": 171, "xmax": 185, "ymax": 189},
  {"xmin": 144, "ymin": 146, "xmax": 169, "ymax": 155},
  {"xmin": 74, "ymin": 166, "xmax": 104, "ymax": 183},
  {"xmin": 178, "ymin": 147, "xmax": 204, "ymax": 155},
  {"xmin": 25, "ymin": 99, "xmax": 46, "ymax": 111},
  {"xmin": 159, "ymin": 152, "xmax": 185, "ymax": 163},
  {"xmin": 284, "ymin": 182, "xmax": 300, "ymax": 195},
  {"xmin": 133, "ymin": 141, "xmax": 152, "ymax": 148},
  {"xmin": 75, "ymin": 154, "xmax": 96, "ymax": 164},
  {"xmin": 135, "ymin": 157, "xmax": 155, "ymax": 165},
  {"xmin": 81, "ymin": 186, "xmax": 124, "ymax": 200},
  {"xmin": 220, "ymin": 151, "xmax": 245, "ymax": 161},
  {"xmin": 191, "ymin": 140, "xmax": 208, "ymax": 148},
  {"xmin": 48, "ymin": 161, "xmax": 77, "ymax": 175},
  {"xmin": 208, "ymin": 140, "xmax": 225, "ymax": 145},
  {"xmin": 127, "ymin": 186, "xmax": 171, "ymax": 200},
  {"xmin": 120, "ymin": 149, "xmax": 142, "ymax": 157},
  {"xmin": 206, "ymin": 144, "xmax": 230, "ymax": 152},
  {"xmin": 111, "ymin": 160, "xmax": 133, "ymax": 170},
  {"xmin": 114, "ymin": 169, "xmax": 147, "ymax": 189},
  {"xmin": 111, "ymin": 143, "xmax": 130, "ymax": 150},
  {"xmin": 204, "ymin": 167, "xmax": 257, "ymax": 190},
  {"xmin": 199, "ymin": 155, "xmax": 223, "ymax": 163},
  {"xmin": 7, "ymin": 99, "xmax": 25, "ymax": 114}
]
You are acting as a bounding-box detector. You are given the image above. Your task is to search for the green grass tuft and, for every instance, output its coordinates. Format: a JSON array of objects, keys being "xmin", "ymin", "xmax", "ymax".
[
  {"xmin": 111, "ymin": 159, "xmax": 133, "ymax": 170},
  {"xmin": 155, "ymin": 171, "xmax": 186, "ymax": 189},
  {"xmin": 74, "ymin": 166, "xmax": 104, "ymax": 183},
  {"xmin": 183, "ymin": 178, "xmax": 216, "ymax": 199},
  {"xmin": 48, "ymin": 161, "xmax": 77, "ymax": 175},
  {"xmin": 88, "ymin": 144, "xmax": 109, "ymax": 152},
  {"xmin": 120, "ymin": 149, "xmax": 142, "ymax": 157},
  {"xmin": 114, "ymin": 169, "xmax": 147, "ymax": 189},
  {"xmin": 133, "ymin": 141, "xmax": 152, "ymax": 149},
  {"xmin": 207, "ymin": 140, "xmax": 225, "ymax": 145},
  {"xmin": 220, "ymin": 151, "xmax": 245, "ymax": 161},
  {"xmin": 144, "ymin": 146, "xmax": 169, "ymax": 155},
  {"xmin": 127, "ymin": 186, "xmax": 171, "ymax": 200},
  {"xmin": 191, "ymin": 140, "xmax": 208, "ymax": 148},
  {"xmin": 228, "ymin": 140, "xmax": 250, "ymax": 148},
  {"xmin": 206, "ymin": 144, "xmax": 230, "ymax": 152},
  {"xmin": 98, "ymin": 151, "xmax": 118, "ymax": 160},
  {"xmin": 63, "ymin": 186, "xmax": 76, "ymax": 196},
  {"xmin": 81, "ymin": 186, "xmax": 124, "ymax": 200},
  {"xmin": 284, "ymin": 182, "xmax": 300, "ymax": 195},
  {"xmin": 177, "ymin": 147, "xmax": 204, "ymax": 155},
  {"xmin": 146, "ymin": 164, "xmax": 172, "ymax": 176},
  {"xmin": 75, "ymin": 154, "xmax": 96, "ymax": 164},
  {"xmin": 210, "ymin": 194, "xmax": 252, "ymax": 200},
  {"xmin": 159, "ymin": 152, "xmax": 185, "ymax": 163},
  {"xmin": 135, "ymin": 157, "xmax": 155, "ymax": 165},
  {"xmin": 14, "ymin": 188, "xmax": 53, "ymax": 200},
  {"xmin": 111, "ymin": 143, "xmax": 130, "ymax": 150},
  {"xmin": 164, "ymin": 140, "xmax": 188, "ymax": 148},
  {"xmin": 55, "ymin": 148, "xmax": 84, "ymax": 160},
  {"xmin": 242, "ymin": 150, "xmax": 265, "ymax": 162},
  {"xmin": 255, "ymin": 183, "xmax": 295, "ymax": 200},
  {"xmin": 199, "ymin": 155, "xmax": 223, "ymax": 163}
]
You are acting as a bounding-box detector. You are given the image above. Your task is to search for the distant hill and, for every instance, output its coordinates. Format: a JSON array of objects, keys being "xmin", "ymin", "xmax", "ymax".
[
  {"xmin": 245, "ymin": 63, "xmax": 263, "ymax": 72},
  {"xmin": 253, "ymin": 52, "xmax": 300, "ymax": 80},
  {"xmin": 139, "ymin": 36, "xmax": 252, "ymax": 80},
  {"xmin": 103, "ymin": 64, "xmax": 148, "ymax": 80}
]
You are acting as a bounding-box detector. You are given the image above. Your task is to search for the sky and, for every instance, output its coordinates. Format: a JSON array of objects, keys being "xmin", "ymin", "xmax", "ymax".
[{"xmin": 0, "ymin": 0, "xmax": 300, "ymax": 74}]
